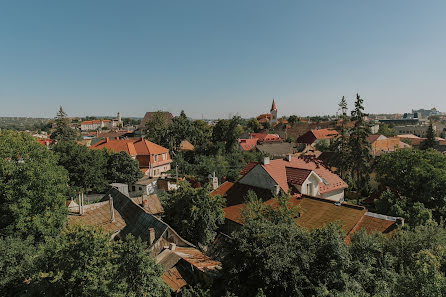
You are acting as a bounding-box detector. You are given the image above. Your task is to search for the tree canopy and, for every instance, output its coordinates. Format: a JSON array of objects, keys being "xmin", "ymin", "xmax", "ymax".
[
  {"xmin": 50, "ymin": 106, "xmax": 79, "ymax": 142},
  {"xmin": 0, "ymin": 130, "xmax": 69, "ymax": 240},
  {"xmin": 376, "ymin": 148, "xmax": 446, "ymax": 220},
  {"xmin": 161, "ymin": 181, "xmax": 225, "ymax": 245}
]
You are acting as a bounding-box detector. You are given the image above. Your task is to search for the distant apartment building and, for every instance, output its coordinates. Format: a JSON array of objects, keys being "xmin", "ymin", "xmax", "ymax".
[{"xmin": 394, "ymin": 125, "xmax": 437, "ymax": 137}]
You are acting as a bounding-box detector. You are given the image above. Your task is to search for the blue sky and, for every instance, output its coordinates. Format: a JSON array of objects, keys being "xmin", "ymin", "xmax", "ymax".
[{"xmin": 1, "ymin": 0, "xmax": 445, "ymax": 119}]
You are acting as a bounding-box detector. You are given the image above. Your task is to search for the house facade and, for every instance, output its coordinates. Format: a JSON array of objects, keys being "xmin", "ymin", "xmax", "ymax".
[
  {"xmin": 90, "ymin": 137, "xmax": 172, "ymax": 177},
  {"xmin": 237, "ymin": 156, "xmax": 348, "ymax": 202}
]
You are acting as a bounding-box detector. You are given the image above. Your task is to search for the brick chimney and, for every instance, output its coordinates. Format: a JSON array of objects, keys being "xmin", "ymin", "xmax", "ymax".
[{"xmin": 149, "ymin": 228, "xmax": 155, "ymax": 245}]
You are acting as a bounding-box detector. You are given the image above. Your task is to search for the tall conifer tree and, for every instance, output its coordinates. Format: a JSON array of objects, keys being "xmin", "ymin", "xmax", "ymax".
[{"xmin": 348, "ymin": 94, "xmax": 372, "ymax": 198}]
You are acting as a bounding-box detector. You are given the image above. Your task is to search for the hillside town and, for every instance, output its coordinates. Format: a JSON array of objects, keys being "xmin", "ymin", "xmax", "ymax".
[{"xmin": 3, "ymin": 95, "xmax": 446, "ymax": 296}]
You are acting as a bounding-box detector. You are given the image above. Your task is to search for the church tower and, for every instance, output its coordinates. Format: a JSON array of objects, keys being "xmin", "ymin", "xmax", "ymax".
[{"xmin": 270, "ymin": 98, "xmax": 278, "ymax": 126}]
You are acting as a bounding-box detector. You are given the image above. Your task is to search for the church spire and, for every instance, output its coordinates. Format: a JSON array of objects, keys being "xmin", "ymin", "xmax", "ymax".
[{"xmin": 270, "ymin": 98, "xmax": 277, "ymax": 112}]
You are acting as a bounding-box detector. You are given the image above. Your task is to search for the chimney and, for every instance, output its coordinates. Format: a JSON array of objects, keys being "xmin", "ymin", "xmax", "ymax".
[
  {"xmin": 274, "ymin": 185, "xmax": 280, "ymax": 195},
  {"xmin": 149, "ymin": 228, "xmax": 155, "ymax": 245},
  {"xmin": 106, "ymin": 137, "xmax": 109, "ymax": 143},
  {"xmin": 142, "ymin": 198, "xmax": 149, "ymax": 209},
  {"xmin": 109, "ymin": 195, "xmax": 115, "ymax": 222},
  {"xmin": 212, "ymin": 172, "xmax": 219, "ymax": 190},
  {"xmin": 169, "ymin": 242, "xmax": 176, "ymax": 251},
  {"xmin": 286, "ymin": 154, "xmax": 292, "ymax": 162},
  {"xmin": 263, "ymin": 157, "xmax": 270, "ymax": 165}
]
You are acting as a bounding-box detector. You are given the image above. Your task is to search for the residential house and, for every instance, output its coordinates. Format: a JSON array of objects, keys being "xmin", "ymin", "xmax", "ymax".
[
  {"xmin": 367, "ymin": 134, "xmax": 410, "ymax": 156},
  {"xmin": 68, "ymin": 186, "xmax": 221, "ymax": 293},
  {"xmin": 90, "ymin": 137, "xmax": 172, "ymax": 177},
  {"xmin": 236, "ymin": 156, "xmax": 348, "ymax": 202},
  {"xmin": 297, "ymin": 129, "xmax": 338, "ymax": 145}
]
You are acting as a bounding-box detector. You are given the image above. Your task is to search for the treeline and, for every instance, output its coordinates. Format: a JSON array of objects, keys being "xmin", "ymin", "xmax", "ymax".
[
  {"xmin": 0, "ymin": 130, "xmax": 168, "ymax": 296},
  {"xmin": 144, "ymin": 110, "xmax": 267, "ymax": 184},
  {"xmin": 0, "ymin": 117, "xmax": 51, "ymax": 131}
]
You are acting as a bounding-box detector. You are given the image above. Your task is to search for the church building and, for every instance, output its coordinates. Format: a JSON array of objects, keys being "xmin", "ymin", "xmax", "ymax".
[{"xmin": 257, "ymin": 98, "xmax": 278, "ymax": 126}]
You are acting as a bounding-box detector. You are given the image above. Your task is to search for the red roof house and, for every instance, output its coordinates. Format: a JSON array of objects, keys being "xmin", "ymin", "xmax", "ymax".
[
  {"xmin": 249, "ymin": 133, "xmax": 282, "ymax": 143},
  {"xmin": 90, "ymin": 138, "xmax": 172, "ymax": 177},
  {"xmin": 297, "ymin": 129, "xmax": 338, "ymax": 145}
]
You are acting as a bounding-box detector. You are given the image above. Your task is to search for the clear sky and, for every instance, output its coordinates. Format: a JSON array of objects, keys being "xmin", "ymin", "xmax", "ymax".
[{"xmin": 1, "ymin": 0, "xmax": 445, "ymax": 119}]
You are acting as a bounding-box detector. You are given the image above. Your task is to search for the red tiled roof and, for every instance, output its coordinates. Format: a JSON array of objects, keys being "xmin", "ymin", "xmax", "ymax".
[
  {"xmin": 240, "ymin": 157, "xmax": 347, "ymax": 194},
  {"xmin": 311, "ymin": 129, "xmax": 338, "ymax": 139},
  {"xmin": 297, "ymin": 129, "xmax": 338, "ymax": 144},
  {"xmin": 367, "ymin": 134, "xmax": 382, "ymax": 144},
  {"xmin": 211, "ymin": 181, "xmax": 234, "ymax": 197},
  {"xmin": 249, "ymin": 133, "xmax": 282, "ymax": 143},
  {"xmin": 81, "ymin": 120, "xmax": 111, "ymax": 125},
  {"xmin": 90, "ymin": 138, "xmax": 171, "ymax": 167},
  {"xmin": 240, "ymin": 162, "xmax": 258, "ymax": 176},
  {"xmin": 239, "ymin": 138, "xmax": 258, "ymax": 151}
]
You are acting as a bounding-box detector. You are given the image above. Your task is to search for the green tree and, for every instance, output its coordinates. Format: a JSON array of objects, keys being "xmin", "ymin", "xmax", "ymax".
[
  {"xmin": 191, "ymin": 120, "xmax": 212, "ymax": 146},
  {"xmin": 222, "ymin": 191, "xmax": 350, "ymax": 297},
  {"xmin": 374, "ymin": 189, "xmax": 433, "ymax": 227},
  {"xmin": 145, "ymin": 111, "xmax": 170, "ymax": 145},
  {"xmin": 115, "ymin": 235, "xmax": 170, "ymax": 297},
  {"xmin": 246, "ymin": 118, "xmax": 261, "ymax": 133},
  {"xmin": 212, "ymin": 117, "xmax": 243, "ymax": 152},
  {"xmin": 162, "ymin": 181, "xmax": 225, "ymax": 245},
  {"xmin": 0, "ymin": 236, "xmax": 37, "ymax": 296},
  {"xmin": 0, "ymin": 130, "xmax": 69, "ymax": 240},
  {"xmin": 107, "ymin": 151, "xmax": 142, "ymax": 185},
  {"xmin": 50, "ymin": 106, "xmax": 79, "ymax": 142},
  {"xmin": 32, "ymin": 225, "xmax": 117, "ymax": 296},
  {"xmin": 330, "ymin": 96, "xmax": 351, "ymax": 180},
  {"xmin": 420, "ymin": 122, "xmax": 438, "ymax": 150},
  {"xmin": 52, "ymin": 141, "xmax": 109, "ymax": 193},
  {"xmin": 378, "ymin": 124, "xmax": 395, "ymax": 137},
  {"xmin": 288, "ymin": 115, "xmax": 298, "ymax": 125},
  {"xmin": 32, "ymin": 225, "xmax": 169, "ymax": 297},
  {"xmin": 348, "ymin": 94, "xmax": 372, "ymax": 196},
  {"xmin": 376, "ymin": 149, "xmax": 446, "ymax": 219}
]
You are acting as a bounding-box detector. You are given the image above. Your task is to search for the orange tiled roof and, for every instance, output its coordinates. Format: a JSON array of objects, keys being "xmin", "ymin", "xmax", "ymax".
[
  {"xmin": 249, "ymin": 133, "xmax": 282, "ymax": 143},
  {"xmin": 81, "ymin": 120, "xmax": 111, "ymax": 125},
  {"xmin": 211, "ymin": 181, "xmax": 235, "ymax": 197},
  {"xmin": 239, "ymin": 138, "xmax": 258, "ymax": 151},
  {"xmin": 311, "ymin": 129, "xmax": 338, "ymax": 139},
  {"xmin": 240, "ymin": 157, "xmax": 347, "ymax": 194},
  {"xmin": 90, "ymin": 138, "xmax": 171, "ymax": 167}
]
